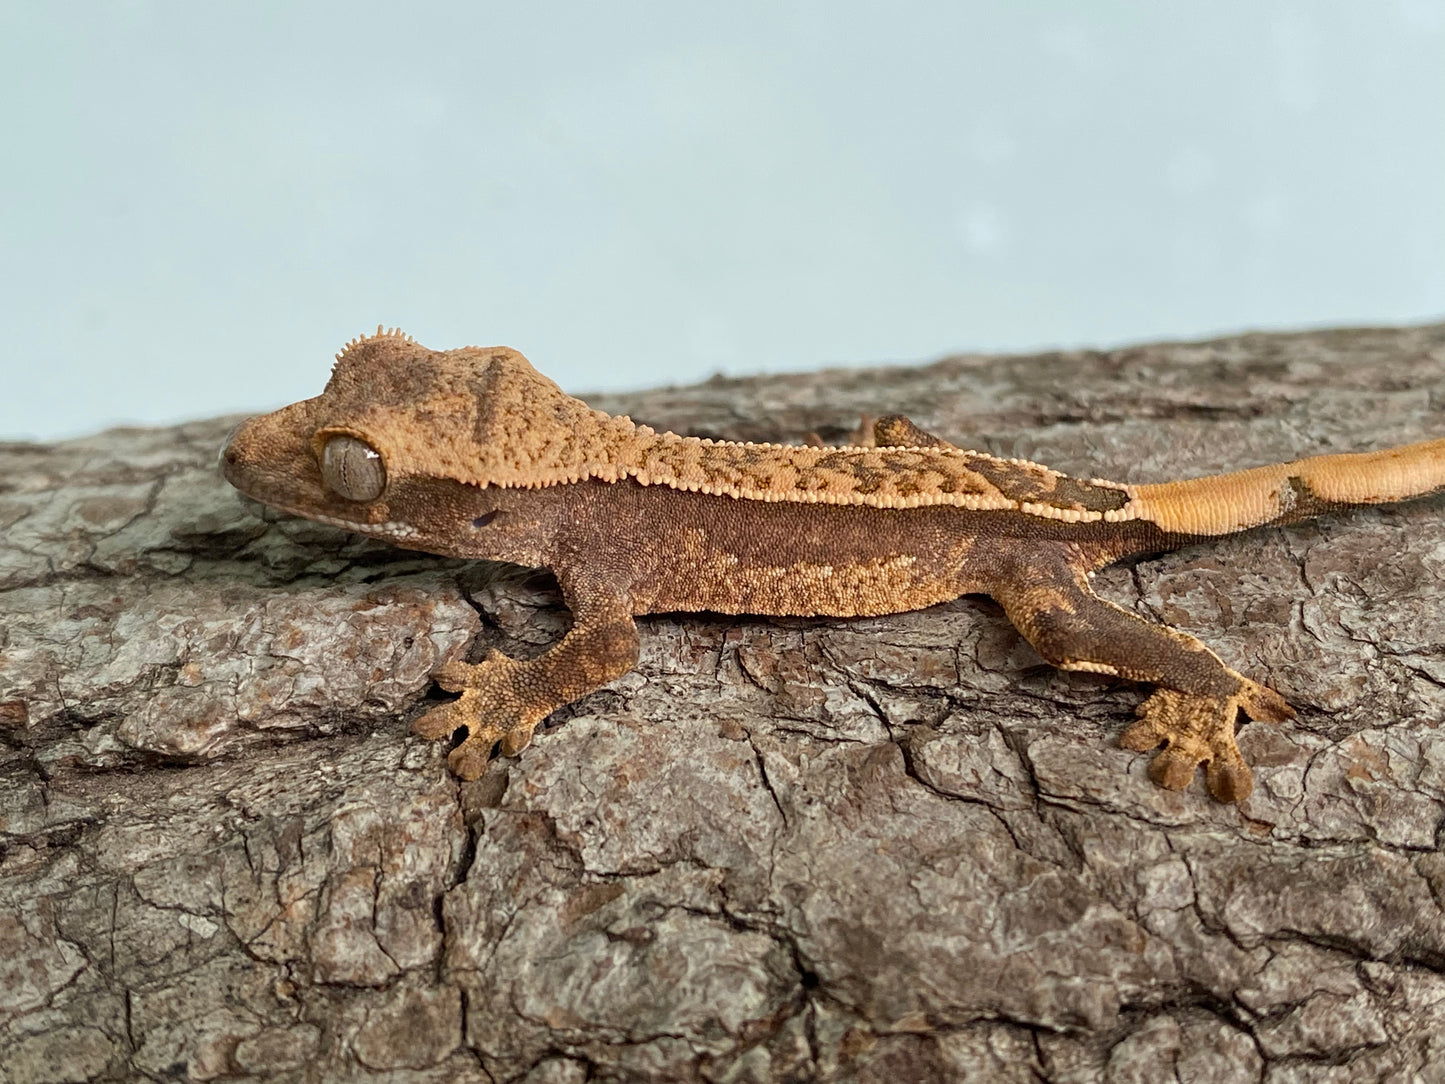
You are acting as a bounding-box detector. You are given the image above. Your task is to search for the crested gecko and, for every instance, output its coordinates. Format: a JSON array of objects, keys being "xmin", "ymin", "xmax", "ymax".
[{"xmin": 221, "ymin": 327, "xmax": 1445, "ymax": 803}]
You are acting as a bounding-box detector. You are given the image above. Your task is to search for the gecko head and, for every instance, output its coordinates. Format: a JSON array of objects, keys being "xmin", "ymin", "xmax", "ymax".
[{"xmin": 220, "ymin": 325, "xmax": 636, "ymax": 548}]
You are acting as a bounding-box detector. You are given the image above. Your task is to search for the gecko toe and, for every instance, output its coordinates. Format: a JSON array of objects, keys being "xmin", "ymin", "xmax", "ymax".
[
  {"xmin": 435, "ymin": 650, "xmax": 509, "ymax": 693},
  {"xmin": 412, "ymin": 697, "xmax": 469, "ymax": 740},
  {"xmin": 498, "ymin": 723, "xmax": 537, "ymax": 757},
  {"xmin": 1204, "ymin": 747, "xmax": 1254, "ymax": 803},
  {"xmin": 1147, "ymin": 745, "xmax": 1202, "ymax": 791},
  {"xmin": 447, "ymin": 736, "xmax": 494, "ymax": 781},
  {"xmin": 433, "ymin": 661, "xmax": 474, "ymax": 693},
  {"xmin": 1119, "ymin": 716, "xmax": 1166, "ymax": 753},
  {"xmin": 1237, "ymin": 678, "xmax": 1294, "ymax": 724}
]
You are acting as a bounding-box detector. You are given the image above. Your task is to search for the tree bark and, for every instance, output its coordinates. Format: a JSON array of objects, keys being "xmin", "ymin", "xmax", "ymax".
[{"xmin": 3, "ymin": 324, "xmax": 1444, "ymax": 1083}]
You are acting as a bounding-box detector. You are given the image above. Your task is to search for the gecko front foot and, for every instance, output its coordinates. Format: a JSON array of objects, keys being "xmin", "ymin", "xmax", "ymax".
[
  {"xmin": 1119, "ymin": 677, "xmax": 1293, "ymax": 802},
  {"xmin": 412, "ymin": 651, "xmax": 546, "ymax": 779}
]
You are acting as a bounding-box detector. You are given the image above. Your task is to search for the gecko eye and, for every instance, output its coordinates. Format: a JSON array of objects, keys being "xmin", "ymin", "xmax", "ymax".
[{"xmin": 321, "ymin": 435, "xmax": 387, "ymax": 501}]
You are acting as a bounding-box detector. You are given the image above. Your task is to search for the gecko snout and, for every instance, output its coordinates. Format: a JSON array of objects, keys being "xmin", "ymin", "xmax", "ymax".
[{"xmin": 217, "ymin": 419, "xmax": 257, "ymax": 486}]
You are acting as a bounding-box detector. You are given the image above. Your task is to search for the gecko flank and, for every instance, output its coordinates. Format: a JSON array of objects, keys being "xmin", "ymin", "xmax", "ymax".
[{"xmin": 221, "ymin": 327, "xmax": 1445, "ymax": 803}]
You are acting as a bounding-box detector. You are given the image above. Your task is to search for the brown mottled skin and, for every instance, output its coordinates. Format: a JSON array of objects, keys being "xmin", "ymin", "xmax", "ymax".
[{"xmin": 222, "ymin": 328, "xmax": 1445, "ymax": 803}]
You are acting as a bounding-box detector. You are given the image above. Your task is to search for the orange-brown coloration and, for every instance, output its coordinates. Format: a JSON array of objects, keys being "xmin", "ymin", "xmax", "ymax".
[
  {"xmin": 1130, "ymin": 439, "xmax": 1445, "ymax": 534},
  {"xmin": 221, "ymin": 328, "xmax": 1445, "ymax": 804},
  {"xmin": 311, "ymin": 329, "xmax": 1134, "ymax": 517}
]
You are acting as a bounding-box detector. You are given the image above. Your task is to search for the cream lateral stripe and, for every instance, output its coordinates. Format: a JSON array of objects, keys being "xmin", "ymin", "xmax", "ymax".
[
  {"xmin": 1129, "ymin": 438, "xmax": 1445, "ymax": 535},
  {"xmin": 628, "ymin": 477, "xmax": 1021, "ymax": 511}
]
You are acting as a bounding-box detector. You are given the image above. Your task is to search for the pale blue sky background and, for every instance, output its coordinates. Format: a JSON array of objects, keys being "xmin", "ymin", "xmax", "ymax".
[{"xmin": 2, "ymin": 1, "xmax": 1443, "ymax": 439}]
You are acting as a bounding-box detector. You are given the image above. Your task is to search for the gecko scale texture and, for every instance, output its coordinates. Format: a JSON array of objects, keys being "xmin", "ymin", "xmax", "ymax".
[{"xmin": 221, "ymin": 327, "xmax": 1445, "ymax": 803}]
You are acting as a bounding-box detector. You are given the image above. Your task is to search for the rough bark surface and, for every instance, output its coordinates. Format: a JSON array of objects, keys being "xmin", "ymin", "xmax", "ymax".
[{"xmin": 3, "ymin": 324, "xmax": 1445, "ymax": 1083}]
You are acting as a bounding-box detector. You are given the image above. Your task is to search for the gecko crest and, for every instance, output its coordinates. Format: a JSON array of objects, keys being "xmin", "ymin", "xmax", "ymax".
[{"xmin": 310, "ymin": 329, "xmax": 1139, "ymax": 521}]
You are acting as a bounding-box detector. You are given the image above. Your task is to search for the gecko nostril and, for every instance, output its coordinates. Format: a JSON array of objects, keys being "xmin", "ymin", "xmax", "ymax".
[
  {"xmin": 218, "ymin": 423, "xmax": 246, "ymax": 472},
  {"xmin": 472, "ymin": 512, "xmax": 498, "ymax": 529}
]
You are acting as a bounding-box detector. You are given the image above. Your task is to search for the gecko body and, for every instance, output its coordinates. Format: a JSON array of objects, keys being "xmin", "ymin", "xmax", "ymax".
[{"xmin": 221, "ymin": 328, "xmax": 1445, "ymax": 802}]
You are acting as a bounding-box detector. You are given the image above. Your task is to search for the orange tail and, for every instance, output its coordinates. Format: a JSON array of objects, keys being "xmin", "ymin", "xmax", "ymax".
[{"xmin": 1125, "ymin": 438, "xmax": 1445, "ymax": 536}]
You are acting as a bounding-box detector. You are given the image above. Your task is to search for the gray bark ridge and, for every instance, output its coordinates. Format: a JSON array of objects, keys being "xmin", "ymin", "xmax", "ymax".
[{"xmin": 3, "ymin": 324, "xmax": 1445, "ymax": 1083}]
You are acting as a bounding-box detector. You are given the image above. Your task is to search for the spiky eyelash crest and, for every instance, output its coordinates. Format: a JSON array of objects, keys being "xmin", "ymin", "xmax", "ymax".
[{"xmin": 334, "ymin": 325, "xmax": 417, "ymax": 366}]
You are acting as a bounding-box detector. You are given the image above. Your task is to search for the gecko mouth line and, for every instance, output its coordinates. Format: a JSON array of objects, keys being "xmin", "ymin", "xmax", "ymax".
[{"xmin": 226, "ymin": 481, "xmax": 421, "ymax": 540}]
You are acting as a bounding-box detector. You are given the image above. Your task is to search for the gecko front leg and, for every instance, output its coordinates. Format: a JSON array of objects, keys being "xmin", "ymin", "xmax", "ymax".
[{"xmin": 412, "ymin": 574, "xmax": 639, "ymax": 779}]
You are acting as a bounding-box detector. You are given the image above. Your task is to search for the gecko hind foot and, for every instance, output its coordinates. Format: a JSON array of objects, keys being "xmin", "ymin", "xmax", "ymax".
[{"xmin": 1119, "ymin": 678, "xmax": 1293, "ymax": 803}]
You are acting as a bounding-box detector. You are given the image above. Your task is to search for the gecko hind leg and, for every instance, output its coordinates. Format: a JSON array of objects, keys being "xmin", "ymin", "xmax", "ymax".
[
  {"xmin": 990, "ymin": 556, "xmax": 1293, "ymax": 803},
  {"xmin": 871, "ymin": 415, "xmax": 958, "ymax": 450},
  {"xmin": 806, "ymin": 413, "xmax": 960, "ymax": 449}
]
